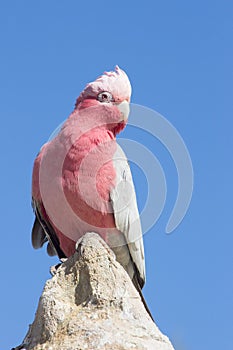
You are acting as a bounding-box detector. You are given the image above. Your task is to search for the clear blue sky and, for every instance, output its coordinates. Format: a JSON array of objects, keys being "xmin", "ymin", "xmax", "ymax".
[{"xmin": 1, "ymin": 1, "xmax": 232, "ymax": 349}]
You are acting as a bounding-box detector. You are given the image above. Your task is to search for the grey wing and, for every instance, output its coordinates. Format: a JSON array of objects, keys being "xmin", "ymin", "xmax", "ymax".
[
  {"xmin": 31, "ymin": 199, "xmax": 66, "ymax": 259},
  {"xmin": 110, "ymin": 144, "xmax": 145, "ymax": 288}
]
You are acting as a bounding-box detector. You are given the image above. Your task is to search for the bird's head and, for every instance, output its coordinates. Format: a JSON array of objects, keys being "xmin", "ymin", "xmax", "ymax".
[{"xmin": 75, "ymin": 66, "xmax": 131, "ymax": 133}]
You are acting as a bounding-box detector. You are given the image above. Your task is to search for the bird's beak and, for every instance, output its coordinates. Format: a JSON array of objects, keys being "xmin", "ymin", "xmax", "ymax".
[{"xmin": 115, "ymin": 100, "xmax": 130, "ymax": 122}]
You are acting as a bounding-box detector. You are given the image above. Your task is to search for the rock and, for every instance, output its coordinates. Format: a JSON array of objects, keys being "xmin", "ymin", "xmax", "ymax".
[{"xmin": 15, "ymin": 232, "xmax": 175, "ymax": 350}]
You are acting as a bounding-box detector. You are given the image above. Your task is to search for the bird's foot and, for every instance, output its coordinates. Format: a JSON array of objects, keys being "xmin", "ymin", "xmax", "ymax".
[
  {"xmin": 11, "ymin": 344, "xmax": 27, "ymax": 350},
  {"xmin": 50, "ymin": 258, "xmax": 67, "ymax": 276}
]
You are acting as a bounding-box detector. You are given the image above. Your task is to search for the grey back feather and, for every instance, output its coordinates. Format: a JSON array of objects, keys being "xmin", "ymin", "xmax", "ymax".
[{"xmin": 110, "ymin": 144, "xmax": 145, "ymax": 286}]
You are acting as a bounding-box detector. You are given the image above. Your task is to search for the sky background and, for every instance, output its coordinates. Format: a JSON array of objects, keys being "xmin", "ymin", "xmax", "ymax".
[{"xmin": 1, "ymin": 1, "xmax": 232, "ymax": 349}]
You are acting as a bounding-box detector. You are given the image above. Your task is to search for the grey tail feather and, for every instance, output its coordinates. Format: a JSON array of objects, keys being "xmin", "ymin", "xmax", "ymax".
[
  {"xmin": 47, "ymin": 242, "xmax": 57, "ymax": 256},
  {"xmin": 132, "ymin": 274, "xmax": 154, "ymax": 322},
  {"xmin": 31, "ymin": 217, "xmax": 48, "ymax": 249},
  {"xmin": 33, "ymin": 207, "xmax": 66, "ymax": 260}
]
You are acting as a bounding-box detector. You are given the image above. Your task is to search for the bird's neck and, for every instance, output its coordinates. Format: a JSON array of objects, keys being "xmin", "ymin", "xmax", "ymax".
[{"xmin": 110, "ymin": 121, "xmax": 126, "ymax": 136}]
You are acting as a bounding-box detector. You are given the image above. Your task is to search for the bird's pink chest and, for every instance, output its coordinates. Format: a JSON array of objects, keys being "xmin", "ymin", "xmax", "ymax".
[
  {"xmin": 61, "ymin": 128, "xmax": 117, "ymax": 229},
  {"xmin": 33, "ymin": 124, "xmax": 119, "ymax": 257}
]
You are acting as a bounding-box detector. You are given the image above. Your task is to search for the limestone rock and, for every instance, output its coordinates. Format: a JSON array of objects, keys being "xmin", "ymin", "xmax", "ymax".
[{"xmin": 15, "ymin": 232, "xmax": 175, "ymax": 350}]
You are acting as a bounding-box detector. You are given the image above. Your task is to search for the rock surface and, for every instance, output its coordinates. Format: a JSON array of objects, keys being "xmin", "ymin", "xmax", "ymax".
[{"xmin": 16, "ymin": 232, "xmax": 175, "ymax": 350}]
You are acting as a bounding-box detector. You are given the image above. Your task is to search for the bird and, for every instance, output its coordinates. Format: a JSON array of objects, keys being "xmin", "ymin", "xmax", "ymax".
[{"xmin": 31, "ymin": 66, "xmax": 152, "ymax": 318}]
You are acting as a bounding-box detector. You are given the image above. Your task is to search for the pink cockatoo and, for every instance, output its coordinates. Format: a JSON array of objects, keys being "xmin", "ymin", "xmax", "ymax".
[{"xmin": 31, "ymin": 66, "xmax": 151, "ymax": 316}]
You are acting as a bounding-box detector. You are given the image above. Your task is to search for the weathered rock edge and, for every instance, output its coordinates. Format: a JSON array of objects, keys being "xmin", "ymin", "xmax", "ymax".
[{"xmin": 14, "ymin": 232, "xmax": 175, "ymax": 350}]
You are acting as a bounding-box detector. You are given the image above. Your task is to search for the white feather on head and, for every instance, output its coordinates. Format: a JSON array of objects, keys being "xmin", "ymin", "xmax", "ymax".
[{"xmin": 75, "ymin": 66, "xmax": 132, "ymax": 107}]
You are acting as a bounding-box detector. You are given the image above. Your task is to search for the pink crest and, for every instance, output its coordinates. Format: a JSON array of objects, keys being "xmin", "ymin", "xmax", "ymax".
[{"xmin": 75, "ymin": 66, "xmax": 132, "ymax": 107}]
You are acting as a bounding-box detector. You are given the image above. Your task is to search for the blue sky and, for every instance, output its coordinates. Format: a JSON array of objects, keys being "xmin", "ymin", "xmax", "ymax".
[{"xmin": 1, "ymin": 1, "xmax": 232, "ymax": 349}]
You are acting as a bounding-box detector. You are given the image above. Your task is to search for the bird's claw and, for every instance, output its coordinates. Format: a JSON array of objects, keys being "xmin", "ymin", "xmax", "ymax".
[
  {"xmin": 11, "ymin": 344, "xmax": 27, "ymax": 350},
  {"xmin": 50, "ymin": 258, "xmax": 67, "ymax": 276}
]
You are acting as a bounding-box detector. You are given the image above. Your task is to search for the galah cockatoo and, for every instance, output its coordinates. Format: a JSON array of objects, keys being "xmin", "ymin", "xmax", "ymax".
[{"xmin": 31, "ymin": 66, "xmax": 151, "ymax": 316}]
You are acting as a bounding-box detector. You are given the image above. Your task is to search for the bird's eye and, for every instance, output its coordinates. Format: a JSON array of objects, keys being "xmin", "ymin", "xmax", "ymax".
[{"xmin": 97, "ymin": 91, "xmax": 113, "ymax": 103}]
